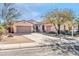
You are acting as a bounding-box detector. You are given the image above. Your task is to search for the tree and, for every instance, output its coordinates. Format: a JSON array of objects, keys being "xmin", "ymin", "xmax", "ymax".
[
  {"xmin": 0, "ymin": 25, "xmax": 4, "ymax": 41},
  {"xmin": 43, "ymin": 9, "xmax": 75, "ymax": 36},
  {"xmin": 62, "ymin": 9, "xmax": 74, "ymax": 32},
  {"xmin": 1, "ymin": 3, "xmax": 21, "ymax": 34},
  {"xmin": 76, "ymin": 17, "xmax": 79, "ymax": 32}
]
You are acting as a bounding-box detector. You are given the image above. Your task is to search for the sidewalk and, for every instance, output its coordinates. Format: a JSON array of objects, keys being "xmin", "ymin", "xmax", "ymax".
[{"xmin": 0, "ymin": 42, "xmax": 40, "ymax": 50}]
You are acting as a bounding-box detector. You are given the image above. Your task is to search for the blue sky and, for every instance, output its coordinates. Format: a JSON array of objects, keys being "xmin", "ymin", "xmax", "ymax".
[{"xmin": 0, "ymin": 3, "xmax": 79, "ymax": 21}]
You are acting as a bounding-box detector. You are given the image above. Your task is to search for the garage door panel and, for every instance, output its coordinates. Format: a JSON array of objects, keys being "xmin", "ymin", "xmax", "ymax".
[{"xmin": 16, "ymin": 26, "xmax": 32, "ymax": 33}]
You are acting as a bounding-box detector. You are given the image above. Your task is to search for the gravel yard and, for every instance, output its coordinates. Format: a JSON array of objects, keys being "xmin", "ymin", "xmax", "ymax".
[{"xmin": 0, "ymin": 35, "xmax": 34, "ymax": 44}]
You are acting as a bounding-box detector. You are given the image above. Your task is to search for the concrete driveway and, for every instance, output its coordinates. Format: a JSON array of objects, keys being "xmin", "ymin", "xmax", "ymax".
[
  {"xmin": 23, "ymin": 33, "xmax": 61, "ymax": 45},
  {"xmin": 23, "ymin": 33, "xmax": 79, "ymax": 45}
]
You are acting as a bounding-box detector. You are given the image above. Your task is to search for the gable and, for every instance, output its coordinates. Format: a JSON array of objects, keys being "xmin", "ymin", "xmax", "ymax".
[{"xmin": 14, "ymin": 21, "xmax": 34, "ymax": 26}]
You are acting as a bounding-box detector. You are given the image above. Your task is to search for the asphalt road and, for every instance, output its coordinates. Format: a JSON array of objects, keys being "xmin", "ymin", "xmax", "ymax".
[
  {"xmin": 0, "ymin": 46, "xmax": 55, "ymax": 56},
  {"xmin": 0, "ymin": 45, "xmax": 75, "ymax": 56}
]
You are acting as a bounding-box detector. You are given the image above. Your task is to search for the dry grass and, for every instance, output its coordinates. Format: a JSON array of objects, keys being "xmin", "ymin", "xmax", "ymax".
[{"xmin": 0, "ymin": 35, "xmax": 34, "ymax": 44}]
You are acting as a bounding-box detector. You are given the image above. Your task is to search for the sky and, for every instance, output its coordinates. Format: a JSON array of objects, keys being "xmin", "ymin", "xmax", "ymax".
[{"xmin": 0, "ymin": 3, "xmax": 79, "ymax": 21}]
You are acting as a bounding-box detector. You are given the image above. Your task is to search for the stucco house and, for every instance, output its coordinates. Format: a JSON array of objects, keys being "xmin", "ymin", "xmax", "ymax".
[
  {"xmin": 7, "ymin": 19, "xmax": 77, "ymax": 34},
  {"xmin": 7, "ymin": 20, "xmax": 54, "ymax": 33}
]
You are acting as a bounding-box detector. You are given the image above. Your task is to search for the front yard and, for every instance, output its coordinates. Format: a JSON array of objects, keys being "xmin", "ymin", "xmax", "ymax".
[
  {"xmin": 0, "ymin": 35, "xmax": 34, "ymax": 44},
  {"xmin": 0, "ymin": 33, "xmax": 79, "ymax": 55}
]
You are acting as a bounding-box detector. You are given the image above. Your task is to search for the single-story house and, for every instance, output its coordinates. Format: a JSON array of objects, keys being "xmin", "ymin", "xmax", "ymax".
[
  {"xmin": 7, "ymin": 20, "xmax": 55, "ymax": 33},
  {"xmin": 7, "ymin": 20, "xmax": 78, "ymax": 34}
]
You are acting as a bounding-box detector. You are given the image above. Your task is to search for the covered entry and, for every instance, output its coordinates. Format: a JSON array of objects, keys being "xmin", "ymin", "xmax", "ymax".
[
  {"xmin": 8, "ymin": 27, "xmax": 14, "ymax": 33},
  {"xmin": 16, "ymin": 26, "xmax": 32, "ymax": 33}
]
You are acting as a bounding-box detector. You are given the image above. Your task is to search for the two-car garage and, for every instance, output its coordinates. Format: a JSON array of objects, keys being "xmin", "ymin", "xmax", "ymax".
[
  {"xmin": 16, "ymin": 26, "xmax": 32, "ymax": 33},
  {"xmin": 13, "ymin": 21, "xmax": 33, "ymax": 33}
]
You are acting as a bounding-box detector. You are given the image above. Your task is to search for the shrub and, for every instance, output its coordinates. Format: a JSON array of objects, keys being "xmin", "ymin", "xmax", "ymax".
[{"xmin": 0, "ymin": 25, "xmax": 4, "ymax": 41}]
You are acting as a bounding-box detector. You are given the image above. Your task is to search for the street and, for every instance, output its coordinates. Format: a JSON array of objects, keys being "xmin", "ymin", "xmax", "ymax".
[
  {"xmin": 0, "ymin": 45, "xmax": 76, "ymax": 56},
  {"xmin": 0, "ymin": 46, "xmax": 54, "ymax": 56}
]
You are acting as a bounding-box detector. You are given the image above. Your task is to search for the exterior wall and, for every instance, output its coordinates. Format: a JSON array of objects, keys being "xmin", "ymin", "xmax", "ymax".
[
  {"xmin": 39, "ymin": 25, "xmax": 43, "ymax": 32},
  {"xmin": 45, "ymin": 26, "xmax": 51, "ymax": 32},
  {"xmin": 60, "ymin": 23, "xmax": 77, "ymax": 31},
  {"xmin": 35, "ymin": 24, "xmax": 53, "ymax": 33},
  {"xmin": 44, "ymin": 24, "xmax": 56, "ymax": 33},
  {"xmin": 38, "ymin": 24, "xmax": 43, "ymax": 32},
  {"xmin": 60, "ymin": 24, "xmax": 69, "ymax": 31}
]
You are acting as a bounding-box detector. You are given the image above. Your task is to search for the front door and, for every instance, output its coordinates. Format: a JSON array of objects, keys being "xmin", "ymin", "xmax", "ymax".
[{"xmin": 36, "ymin": 25, "xmax": 39, "ymax": 32}]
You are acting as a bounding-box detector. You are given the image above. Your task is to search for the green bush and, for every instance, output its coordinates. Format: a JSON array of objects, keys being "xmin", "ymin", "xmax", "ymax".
[
  {"xmin": 0, "ymin": 25, "xmax": 4, "ymax": 41},
  {"xmin": 0, "ymin": 25, "xmax": 4, "ymax": 34}
]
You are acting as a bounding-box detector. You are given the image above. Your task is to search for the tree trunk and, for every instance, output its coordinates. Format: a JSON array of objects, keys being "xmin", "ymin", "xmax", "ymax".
[
  {"xmin": 72, "ymin": 25, "xmax": 74, "ymax": 37},
  {"xmin": 0, "ymin": 33, "xmax": 3, "ymax": 41},
  {"xmin": 57, "ymin": 24, "xmax": 61, "ymax": 35},
  {"xmin": 64, "ymin": 25, "xmax": 66, "ymax": 32},
  {"xmin": 53, "ymin": 23, "xmax": 58, "ymax": 35},
  {"xmin": 78, "ymin": 24, "xmax": 79, "ymax": 32},
  {"xmin": 0, "ymin": 36, "xmax": 1, "ymax": 41}
]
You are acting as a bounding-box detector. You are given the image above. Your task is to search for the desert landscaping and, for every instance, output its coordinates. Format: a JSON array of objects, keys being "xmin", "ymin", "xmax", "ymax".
[{"xmin": 0, "ymin": 35, "xmax": 34, "ymax": 44}]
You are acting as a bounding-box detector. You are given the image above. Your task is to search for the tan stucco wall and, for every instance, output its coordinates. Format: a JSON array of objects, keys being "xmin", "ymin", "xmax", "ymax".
[{"xmin": 44, "ymin": 24, "xmax": 56, "ymax": 32}]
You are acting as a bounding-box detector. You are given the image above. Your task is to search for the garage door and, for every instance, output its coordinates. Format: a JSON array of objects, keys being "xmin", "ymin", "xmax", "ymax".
[{"xmin": 16, "ymin": 26, "xmax": 32, "ymax": 33}]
